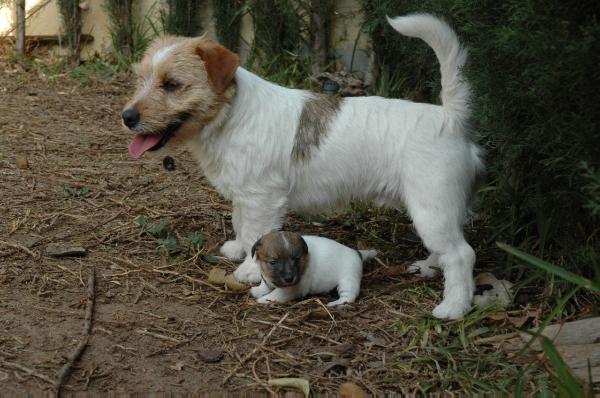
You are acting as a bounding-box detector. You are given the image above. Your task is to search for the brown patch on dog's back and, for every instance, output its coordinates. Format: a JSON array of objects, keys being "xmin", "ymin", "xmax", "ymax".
[{"xmin": 292, "ymin": 94, "xmax": 342, "ymax": 162}]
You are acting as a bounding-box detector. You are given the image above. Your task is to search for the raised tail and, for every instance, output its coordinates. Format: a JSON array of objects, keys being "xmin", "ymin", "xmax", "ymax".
[
  {"xmin": 358, "ymin": 249, "xmax": 377, "ymax": 262},
  {"xmin": 386, "ymin": 14, "xmax": 471, "ymax": 121}
]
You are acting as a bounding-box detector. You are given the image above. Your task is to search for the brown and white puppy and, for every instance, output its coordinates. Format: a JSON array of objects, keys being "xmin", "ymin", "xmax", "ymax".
[{"xmin": 250, "ymin": 231, "xmax": 376, "ymax": 306}]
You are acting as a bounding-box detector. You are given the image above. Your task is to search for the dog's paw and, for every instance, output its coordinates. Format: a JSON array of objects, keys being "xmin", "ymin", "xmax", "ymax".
[
  {"xmin": 256, "ymin": 295, "xmax": 272, "ymax": 304},
  {"xmin": 327, "ymin": 298, "xmax": 352, "ymax": 307},
  {"xmin": 408, "ymin": 259, "xmax": 440, "ymax": 278},
  {"xmin": 432, "ymin": 298, "xmax": 471, "ymax": 320},
  {"xmin": 250, "ymin": 285, "xmax": 267, "ymax": 299},
  {"xmin": 233, "ymin": 258, "xmax": 261, "ymax": 284},
  {"xmin": 220, "ymin": 240, "xmax": 246, "ymax": 261}
]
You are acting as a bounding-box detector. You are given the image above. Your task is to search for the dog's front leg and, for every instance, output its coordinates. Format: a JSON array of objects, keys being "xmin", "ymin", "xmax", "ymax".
[
  {"xmin": 233, "ymin": 199, "xmax": 288, "ymax": 284},
  {"xmin": 220, "ymin": 204, "xmax": 246, "ymax": 261}
]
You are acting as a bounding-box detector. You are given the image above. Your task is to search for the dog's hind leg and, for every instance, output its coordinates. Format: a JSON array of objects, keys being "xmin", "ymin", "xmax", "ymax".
[
  {"xmin": 220, "ymin": 204, "xmax": 246, "ymax": 261},
  {"xmin": 402, "ymin": 190, "xmax": 475, "ymax": 320}
]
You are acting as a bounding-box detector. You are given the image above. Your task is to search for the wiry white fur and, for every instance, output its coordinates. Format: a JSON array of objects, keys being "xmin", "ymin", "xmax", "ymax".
[
  {"xmin": 251, "ymin": 236, "xmax": 376, "ymax": 306},
  {"xmin": 180, "ymin": 14, "xmax": 483, "ymax": 319}
]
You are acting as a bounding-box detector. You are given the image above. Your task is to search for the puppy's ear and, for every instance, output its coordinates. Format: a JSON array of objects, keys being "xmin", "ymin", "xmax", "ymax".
[
  {"xmin": 195, "ymin": 39, "xmax": 240, "ymax": 94},
  {"xmin": 300, "ymin": 237, "xmax": 308, "ymax": 255},
  {"xmin": 251, "ymin": 239, "xmax": 261, "ymax": 258}
]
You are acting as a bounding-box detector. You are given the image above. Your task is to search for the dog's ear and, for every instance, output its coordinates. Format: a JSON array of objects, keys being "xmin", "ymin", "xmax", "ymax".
[
  {"xmin": 195, "ymin": 39, "xmax": 240, "ymax": 95},
  {"xmin": 251, "ymin": 238, "xmax": 261, "ymax": 259}
]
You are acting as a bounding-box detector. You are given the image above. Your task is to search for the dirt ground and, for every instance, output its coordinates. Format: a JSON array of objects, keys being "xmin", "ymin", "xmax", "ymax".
[{"xmin": 0, "ymin": 60, "xmax": 577, "ymax": 396}]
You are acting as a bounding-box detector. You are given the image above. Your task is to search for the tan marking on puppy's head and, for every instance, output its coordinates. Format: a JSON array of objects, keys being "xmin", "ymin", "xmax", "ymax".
[
  {"xmin": 252, "ymin": 231, "xmax": 309, "ymax": 288},
  {"xmin": 122, "ymin": 35, "xmax": 240, "ymax": 156}
]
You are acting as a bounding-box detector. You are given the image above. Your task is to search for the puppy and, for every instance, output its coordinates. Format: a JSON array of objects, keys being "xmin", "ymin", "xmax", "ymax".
[
  {"xmin": 249, "ymin": 231, "xmax": 376, "ymax": 306},
  {"xmin": 122, "ymin": 14, "xmax": 484, "ymax": 319}
]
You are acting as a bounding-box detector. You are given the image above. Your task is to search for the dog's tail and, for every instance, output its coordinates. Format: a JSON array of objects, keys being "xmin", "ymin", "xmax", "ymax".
[
  {"xmin": 358, "ymin": 249, "xmax": 377, "ymax": 262},
  {"xmin": 386, "ymin": 14, "xmax": 470, "ymax": 121}
]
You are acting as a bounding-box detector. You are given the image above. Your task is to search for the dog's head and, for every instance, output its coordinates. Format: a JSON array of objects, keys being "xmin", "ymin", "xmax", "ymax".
[
  {"xmin": 252, "ymin": 231, "xmax": 309, "ymax": 288},
  {"xmin": 122, "ymin": 36, "xmax": 239, "ymax": 158}
]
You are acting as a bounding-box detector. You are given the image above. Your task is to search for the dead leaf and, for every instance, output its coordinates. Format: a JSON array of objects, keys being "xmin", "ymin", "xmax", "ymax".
[
  {"xmin": 15, "ymin": 155, "xmax": 28, "ymax": 170},
  {"xmin": 339, "ymin": 382, "xmax": 369, "ymax": 398},
  {"xmin": 223, "ymin": 274, "xmax": 247, "ymax": 291},
  {"xmin": 208, "ymin": 268, "xmax": 227, "ymax": 284},
  {"xmin": 268, "ymin": 378, "xmax": 310, "ymax": 397}
]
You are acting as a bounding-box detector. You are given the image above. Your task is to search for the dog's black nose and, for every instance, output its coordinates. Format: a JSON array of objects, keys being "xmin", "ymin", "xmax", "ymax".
[
  {"xmin": 283, "ymin": 275, "xmax": 296, "ymax": 284},
  {"xmin": 122, "ymin": 108, "xmax": 140, "ymax": 129}
]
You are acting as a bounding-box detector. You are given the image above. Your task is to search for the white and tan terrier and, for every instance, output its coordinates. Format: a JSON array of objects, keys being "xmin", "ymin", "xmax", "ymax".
[
  {"xmin": 122, "ymin": 14, "xmax": 484, "ymax": 319},
  {"xmin": 250, "ymin": 231, "xmax": 376, "ymax": 306}
]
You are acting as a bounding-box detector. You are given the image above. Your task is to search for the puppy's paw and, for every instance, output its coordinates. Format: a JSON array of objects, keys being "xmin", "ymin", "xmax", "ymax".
[
  {"xmin": 256, "ymin": 295, "xmax": 272, "ymax": 304},
  {"xmin": 250, "ymin": 286, "xmax": 267, "ymax": 299},
  {"xmin": 408, "ymin": 260, "xmax": 440, "ymax": 278},
  {"xmin": 233, "ymin": 259, "xmax": 261, "ymax": 284},
  {"xmin": 220, "ymin": 240, "xmax": 246, "ymax": 261},
  {"xmin": 327, "ymin": 298, "xmax": 353, "ymax": 307},
  {"xmin": 432, "ymin": 298, "xmax": 471, "ymax": 320}
]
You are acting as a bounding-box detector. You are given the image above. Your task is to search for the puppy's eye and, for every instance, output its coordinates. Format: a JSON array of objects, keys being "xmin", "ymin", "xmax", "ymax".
[
  {"xmin": 268, "ymin": 260, "xmax": 278, "ymax": 266},
  {"xmin": 161, "ymin": 79, "xmax": 180, "ymax": 92}
]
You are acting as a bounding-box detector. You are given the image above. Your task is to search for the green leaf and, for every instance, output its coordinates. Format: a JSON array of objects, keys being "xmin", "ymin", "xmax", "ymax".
[
  {"xmin": 136, "ymin": 215, "xmax": 148, "ymax": 226},
  {"xmin": 189, "ymin": 233, "xmax": 204, "ymax": 250},
  {"xmin": 541, "ymin": 337, "xmax": 585, "ymax": 398},
  {"xmin": 147, "ymin": 218, "xmax": 172, "ymax": 238},
  {"xmin": 203, "ymin": 255, "xmax": 219, "ymax": 264},
  {"xmin": 157, "ymin": 237, "xmax": 181, "ymax": 254},
  {"xmin": 497, "ymin": 242, "xmax": 600, "ymax": 292}
]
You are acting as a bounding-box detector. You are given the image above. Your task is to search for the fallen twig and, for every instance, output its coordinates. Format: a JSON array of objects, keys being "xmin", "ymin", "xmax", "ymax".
[
  {"xmin": 0, "ymin": 240, "xmax": 38, "ymax": 258},
  {"xmin": 53, "ymin": 268, "xmax": 96, "ymax": 396},
  {"xmin": 0, "ymin": 360, "xmax": 55, "ymax": 385},
  {"xmin": 223, "ymin": 312, "xmax": 290, "ymax": 385}
]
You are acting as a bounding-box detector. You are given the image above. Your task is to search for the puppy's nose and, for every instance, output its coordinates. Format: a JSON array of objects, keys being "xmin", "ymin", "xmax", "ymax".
[
  {"xmin": 122, "ymin": 108, "xmax": 140, "ymax": 129},
  {"xmin": 283, "ymin": 275, "xmax": 296, "ymax": 284}
]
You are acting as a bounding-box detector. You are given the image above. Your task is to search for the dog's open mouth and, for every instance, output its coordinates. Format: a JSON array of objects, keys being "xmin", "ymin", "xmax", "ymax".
[{"xmin": 128, "ymin": 112, "xmax": 191, "ymax": 159}]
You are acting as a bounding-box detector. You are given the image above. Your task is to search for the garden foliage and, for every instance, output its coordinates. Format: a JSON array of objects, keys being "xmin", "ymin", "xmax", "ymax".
[{"xmin": 360, "ymin": 0, "xmax": 600, "ymax": 278}]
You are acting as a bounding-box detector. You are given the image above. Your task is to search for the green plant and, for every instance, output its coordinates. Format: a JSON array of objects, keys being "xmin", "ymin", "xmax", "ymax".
[
  {"xmin": 359, "ymin": 0, "xmax": 600, "ymax": 284},
  {"xmin": 160, "ymin": 0, "xmax": 205, "ymax": 36},
  {"xmin": 212, "ymin": 0, "xmax": 245, "ymax": 51},
  {"xmin": 56, "ymin": 0, "xmax": 84, "ymax": 64},
  {"xmin": 68, "ymin": 60, "xmax": 115, "ymax": 85}
]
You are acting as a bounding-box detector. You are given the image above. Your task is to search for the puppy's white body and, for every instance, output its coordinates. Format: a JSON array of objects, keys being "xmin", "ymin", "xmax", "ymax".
[
  {"xmin": 251, "ymin": 236, "xmax": 376, "ymax": 306},
  {"xmin": 181, "ymin": 15, "xmax": 482, "ymax": 319}
]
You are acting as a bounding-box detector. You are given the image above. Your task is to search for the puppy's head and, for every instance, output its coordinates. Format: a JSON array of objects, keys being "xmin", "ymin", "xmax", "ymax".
[
  {"xmin": 252, "ymin": 231, "xmax": 309, "ymax": 288},
  {"xmin": 123, "ymin": 36, "xmax": 240, "ymax": 158}
]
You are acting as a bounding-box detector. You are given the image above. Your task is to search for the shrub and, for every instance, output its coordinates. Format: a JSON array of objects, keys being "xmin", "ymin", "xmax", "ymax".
[
  {"xmin": 359, "ymin": 0, "xmax": 600, "ymax": 280},
  {"xmin": 212, "ymin": 0, "xmax": 245, "ymax": 52}
]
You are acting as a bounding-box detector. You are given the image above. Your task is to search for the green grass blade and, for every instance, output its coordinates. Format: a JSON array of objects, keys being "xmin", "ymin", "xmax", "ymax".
[
  {"xmin": 497, "ymin": 242, "xmax": 600, "ymax": 292},
  {"xmin": 541, "ymin": 337, "xmax": 585, "ymax": 398}
]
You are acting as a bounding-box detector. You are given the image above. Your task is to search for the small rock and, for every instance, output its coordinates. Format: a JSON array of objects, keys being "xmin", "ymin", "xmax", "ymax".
[
  {"xmin": 196, "ymin": 349, "xmax": 224, "ymax": 363},
  {"xmin": 45, "ymin": 244, "xmax": 87, "ymax": 257},
  {"xmin": 16, "ymin": 154, "xmax": 29, "ymax": 169},
  {"xmin": 339, "ymin": 382, "xmax": 368, "ymax": 398}
]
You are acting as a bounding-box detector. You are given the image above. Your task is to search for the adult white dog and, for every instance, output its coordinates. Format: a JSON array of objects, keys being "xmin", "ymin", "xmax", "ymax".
[{"xmin": 123, "ymin": 14, "xmax": 484, "ymax": 319}]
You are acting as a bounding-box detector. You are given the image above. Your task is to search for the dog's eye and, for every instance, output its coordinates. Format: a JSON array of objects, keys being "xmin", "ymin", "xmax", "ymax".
[
  {"xmin": 161, "ymin": 79, "xmax": 180, "ymax": 92},
  {"xmin": 268, "ymin": 260, "xmax": 278, "ymax": 266}
]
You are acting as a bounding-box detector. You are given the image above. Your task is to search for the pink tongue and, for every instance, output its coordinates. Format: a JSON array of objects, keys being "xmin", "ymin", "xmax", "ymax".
[{"xmin": 128, "ymin": 134, "xmax": 162, "ymax": 159}]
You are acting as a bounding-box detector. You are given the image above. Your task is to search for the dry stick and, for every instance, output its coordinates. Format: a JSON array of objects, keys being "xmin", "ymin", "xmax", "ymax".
[
  {"xmin": 222, "ymin": 312, "xmax": 290, "ymax": 386},
  {"xmin": 0, "ymin": 360, "xmax": 55, "ymax": 385},
  {"xmin": 53, "ymin": 268, "xmax": 95, "ymax": 396},
  {"xmin": 0, "ymin": 240, "xmax": 38, "ymax": 258}
]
